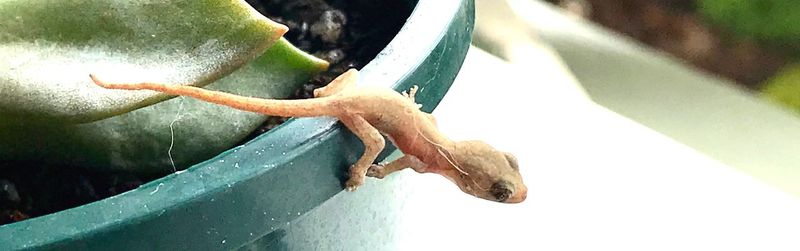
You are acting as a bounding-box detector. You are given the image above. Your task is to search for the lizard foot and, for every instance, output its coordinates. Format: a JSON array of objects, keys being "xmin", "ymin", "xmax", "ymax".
[
  {"xmin": 345, "ymin": 177, "xmax": 364, "ymax": 191},
  {"xmin": 402, "ymin": 85, "xmax": 419, "ymax": 102},
  {"xmin": 366, "ymin": 163, "xmax": 387, "ymax": 179}
]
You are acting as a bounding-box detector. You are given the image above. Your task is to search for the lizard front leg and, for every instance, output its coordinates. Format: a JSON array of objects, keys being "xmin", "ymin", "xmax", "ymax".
[
  {"xmin": 401, "ymin": 85, "xmax": 419, "ymax": 102},
  {"xmin": 367, "ymin": 154, "xmax": 427, "ymax": 179},
  {"xmin": 339, "ymin": 114, "xmax": 385, "ymax": 191},
  {"xmin": 402, "ymin": 85, "xmax": 425, "ymax": 111}
]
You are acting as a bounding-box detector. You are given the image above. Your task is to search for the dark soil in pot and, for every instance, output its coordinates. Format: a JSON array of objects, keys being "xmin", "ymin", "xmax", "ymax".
[{"xmin": 0, "ymin": 0, "xmax": 413, "ymax": 226}]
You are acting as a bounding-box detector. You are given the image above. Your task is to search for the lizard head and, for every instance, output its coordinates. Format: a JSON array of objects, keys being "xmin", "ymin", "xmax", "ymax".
[{"xmin": 442, "ymin": 140, "xmax": 527, "ymax": 203}]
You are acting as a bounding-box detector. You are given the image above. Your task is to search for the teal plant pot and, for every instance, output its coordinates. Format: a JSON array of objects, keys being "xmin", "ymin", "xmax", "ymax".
[{"xmin": 0, "ymin": 0, "xmax": 473, "ymax": 249}]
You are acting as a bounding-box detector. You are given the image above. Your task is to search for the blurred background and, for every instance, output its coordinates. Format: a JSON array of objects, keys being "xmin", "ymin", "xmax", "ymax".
[
  {"xmin": 472, "ymin": 0, "xmax": 800, "ymax": 197},
  {"xmin": 542, "ymin": 0, "xmax": 800, "ymax": 107}
]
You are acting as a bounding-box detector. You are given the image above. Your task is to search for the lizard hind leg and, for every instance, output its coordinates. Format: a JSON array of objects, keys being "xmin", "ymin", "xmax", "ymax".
[
  {"xmin": 340, "ymin": 114, "xmax": 386, "ymax": 191},
  {"xmin": 313, "ymin": 69, "xmax": 359, "ymax": 98}
]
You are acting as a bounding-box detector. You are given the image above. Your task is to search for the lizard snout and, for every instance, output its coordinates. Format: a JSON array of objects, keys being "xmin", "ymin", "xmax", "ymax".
[
  {"xmin": 491, "ymin": 180, "xmax": 528, "ymax": 203},
  {"xmin": 505, "ymin": 183, "xmax": 527, "ymax": 203}
]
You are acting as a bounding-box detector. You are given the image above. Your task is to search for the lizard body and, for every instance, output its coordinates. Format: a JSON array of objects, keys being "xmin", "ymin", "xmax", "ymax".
[{"xmin": 90, "ymin": 69, "xmax": 527, "ymax": 203}]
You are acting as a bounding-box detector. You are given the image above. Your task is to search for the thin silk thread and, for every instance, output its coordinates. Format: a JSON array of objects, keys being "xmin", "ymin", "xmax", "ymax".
[{"xmin": 168, "ymin": 96, "xmax": 186, "ymax": 173}]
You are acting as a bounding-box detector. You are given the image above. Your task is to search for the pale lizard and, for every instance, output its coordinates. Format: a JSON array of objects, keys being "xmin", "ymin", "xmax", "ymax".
[{"xmin": 90, "ymin": 69, "xmax": 527, "ymax": 203}]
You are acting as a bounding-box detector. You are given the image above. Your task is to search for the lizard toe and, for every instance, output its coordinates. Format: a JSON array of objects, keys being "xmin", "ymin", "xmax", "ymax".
[{"xmin": 366, "ymin": 164, "xmax": 386, "ymax": 178}]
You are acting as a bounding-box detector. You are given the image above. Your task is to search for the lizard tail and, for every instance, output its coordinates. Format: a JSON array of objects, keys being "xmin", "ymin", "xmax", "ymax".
[{"xmin": 90, "ymin": 74, "xmax": 336, "ymax": 118}]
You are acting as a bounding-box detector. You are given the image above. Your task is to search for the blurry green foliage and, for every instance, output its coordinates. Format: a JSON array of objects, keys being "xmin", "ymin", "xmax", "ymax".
[
  {"xmin": 698, "ymin": 0, "xmax": 800, "ymax": 53},
  {"xmin": 762, "ymin": 64, "xmax": 800, "ymax": 112}
]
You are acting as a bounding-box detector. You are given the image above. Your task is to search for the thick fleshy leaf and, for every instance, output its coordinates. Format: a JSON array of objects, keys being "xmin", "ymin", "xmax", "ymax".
[
  {"xmin": 0, "ymin": 39, "xmax": 328, "ymax": 173},
  {"xmin": 0, "ymin": 0, "xmax": 287, "ymax": 123}
]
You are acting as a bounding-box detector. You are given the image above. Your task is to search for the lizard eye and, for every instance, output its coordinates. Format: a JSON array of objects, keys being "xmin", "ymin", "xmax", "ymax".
[{"xmin": 490, "ymin": 181, "xmax": 513, "ymax": 202}]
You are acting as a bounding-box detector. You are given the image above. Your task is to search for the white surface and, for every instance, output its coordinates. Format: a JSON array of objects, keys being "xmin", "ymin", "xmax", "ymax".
[{"xmin": 393, "ymin": 47, "xmax": 800, "ymax": 250}]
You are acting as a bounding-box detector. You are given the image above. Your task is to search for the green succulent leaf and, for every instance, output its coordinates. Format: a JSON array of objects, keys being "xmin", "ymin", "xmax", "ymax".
[
  {"xmin": 0, "ymin": 0, "xmax": 287, "ymax": 123},
  {"xmin": 1, "ymin": 39, "xmax": 329, "ymax": 173}
]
